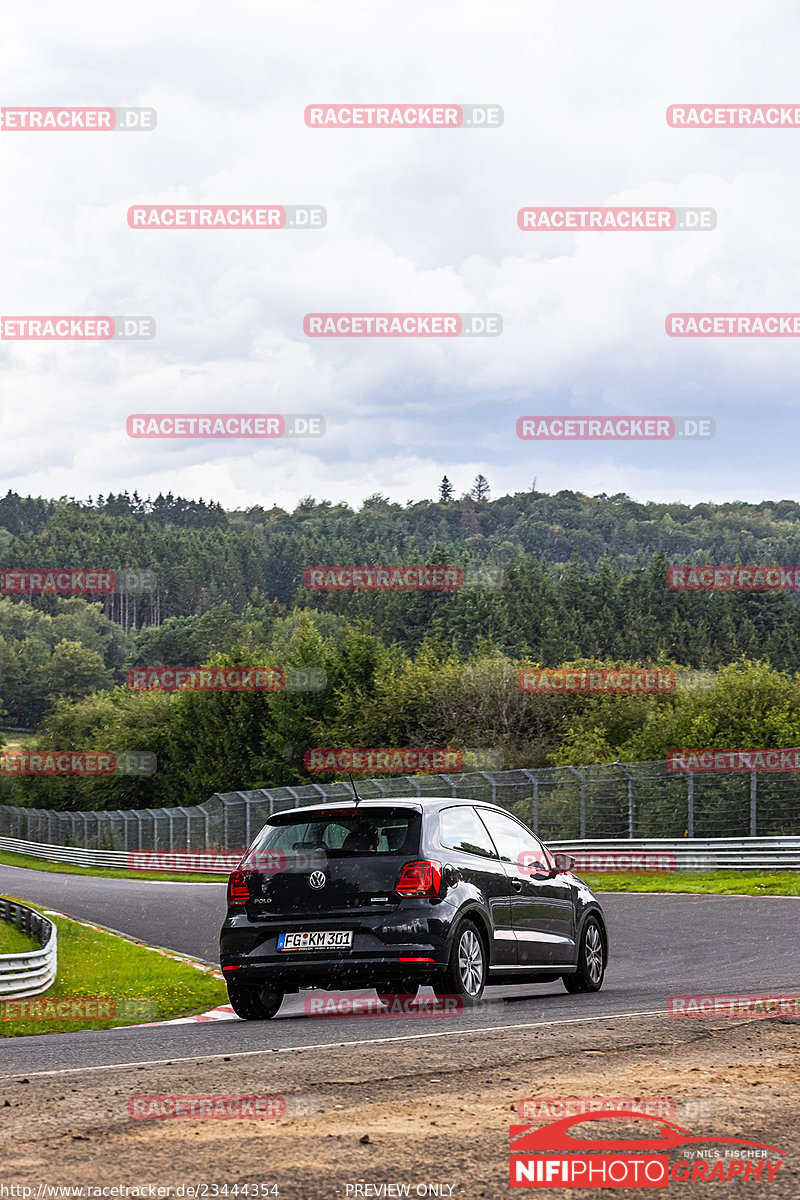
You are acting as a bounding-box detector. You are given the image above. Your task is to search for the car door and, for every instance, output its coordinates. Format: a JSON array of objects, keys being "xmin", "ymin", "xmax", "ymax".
[
  {"xmin": 437, "ymin": 804, "xmax": 517, "ymax": 966},
  {"xmin": 475, "ymin": 807, "xmax": 576, "ymax": 966}
]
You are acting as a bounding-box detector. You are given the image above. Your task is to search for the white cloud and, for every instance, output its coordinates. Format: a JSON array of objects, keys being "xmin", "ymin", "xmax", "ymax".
[{"xmin": 1, "ymin": 0, "xmax": 800, "ymax": 508}]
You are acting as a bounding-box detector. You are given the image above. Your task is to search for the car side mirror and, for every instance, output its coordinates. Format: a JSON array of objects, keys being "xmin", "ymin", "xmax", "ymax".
[{"xmin": 551, "ymin": 852, "xmax": 574, "ymax": 873}]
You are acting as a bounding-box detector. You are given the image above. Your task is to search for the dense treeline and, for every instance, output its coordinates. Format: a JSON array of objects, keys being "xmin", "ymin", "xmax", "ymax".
[
  {"xmin": 2, "ymin": 555, "xmax": 800, "ymax": 731},
  {"xmin": 5, "ymin": 487, "xmax": 800, "ymax": 628},
  {"xmin": 3, "ymin": 485, "xmax": 800, "ymax": 809},
  {"xmin": 5, "ymin": 634, "xmax": 800, "ymax": 811}
]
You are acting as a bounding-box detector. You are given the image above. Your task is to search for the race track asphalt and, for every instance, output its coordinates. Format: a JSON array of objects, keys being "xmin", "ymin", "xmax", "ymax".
[{"xmin": 2, "ymin": 863, "xmax": 798, "ymax": 1079}]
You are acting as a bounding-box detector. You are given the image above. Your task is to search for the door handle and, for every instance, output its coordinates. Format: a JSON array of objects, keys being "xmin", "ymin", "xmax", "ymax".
[{"xmin": 510, "ymin": 878, "xmax": 523, "ymax": 891}]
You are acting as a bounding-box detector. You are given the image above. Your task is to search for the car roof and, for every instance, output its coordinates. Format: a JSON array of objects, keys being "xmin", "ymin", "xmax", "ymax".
[{"xmin": 267, "ymin": 796, "xmax": 510, "ymax": 817}]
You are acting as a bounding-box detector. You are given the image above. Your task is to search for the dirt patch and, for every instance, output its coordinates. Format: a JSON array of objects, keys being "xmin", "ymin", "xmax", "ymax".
[{"xmin": 1, "ymin": 1015, "xmax": 798, "ymax": 1197}]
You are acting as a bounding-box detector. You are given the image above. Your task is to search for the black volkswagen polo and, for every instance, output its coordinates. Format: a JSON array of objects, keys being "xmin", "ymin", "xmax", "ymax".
[{"xmin": 219, "ymin": 797, "xmax": 608, "ymax": 1019}]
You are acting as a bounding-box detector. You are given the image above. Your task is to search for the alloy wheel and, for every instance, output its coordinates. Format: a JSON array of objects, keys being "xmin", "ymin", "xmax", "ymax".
[{"xmin": 457, "ymin": 928, "xmax": 484, "ymax": 995}]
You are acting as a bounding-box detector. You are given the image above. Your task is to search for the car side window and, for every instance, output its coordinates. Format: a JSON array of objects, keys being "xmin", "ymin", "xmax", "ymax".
[
  {"xmin": 475, "ymin": 809, "xmax": 549, "ymax": 873},
  {"xmin": 439, "ymin": 805, "xmax": 498, "ymax": 859}
]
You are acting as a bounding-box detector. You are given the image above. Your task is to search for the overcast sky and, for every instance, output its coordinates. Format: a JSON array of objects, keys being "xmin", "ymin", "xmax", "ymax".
[{"xmin": 1, "ymin": 0, "xmax": 798, "ymax": 511}]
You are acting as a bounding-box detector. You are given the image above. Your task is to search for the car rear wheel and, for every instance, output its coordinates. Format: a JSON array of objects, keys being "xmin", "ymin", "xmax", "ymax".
[
  {"xmin": 376, "ymin": 982, "xmax": 420, "ymax": 1008},
  {"xmin": 226, "ymin": 979, "xmax": 284, "ymax": 1019},
  {"xmin": 434, "ymin": 919, "xmax": 486, "ymax": 1004},
  {"xmin": 563, "ymin": 917, "xmax": 605, "ymax": 993}
]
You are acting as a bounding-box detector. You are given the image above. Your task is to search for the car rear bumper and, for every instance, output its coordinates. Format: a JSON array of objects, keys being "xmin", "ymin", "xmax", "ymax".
[{"xmin": 219, "ymin": 903, "xmax": 453, "ymax": 989}]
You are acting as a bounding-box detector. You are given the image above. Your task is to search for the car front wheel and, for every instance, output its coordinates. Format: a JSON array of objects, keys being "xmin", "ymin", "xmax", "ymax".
[
  {"xmin": 434, "ymin": 919, "xmax": 487, "ymax": 1004},
  {"xmin": 226, "ymin": 979, "xmax": 283, "ymax": 1019},
  {"xmin": 563, "ymin": 917, "xmax": 605, "ymax": 993}
]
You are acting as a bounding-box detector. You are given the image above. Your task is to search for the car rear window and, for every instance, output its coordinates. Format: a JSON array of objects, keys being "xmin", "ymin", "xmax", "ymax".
[{"xmin": 250, "ymin": 807, "xmax": 421, "ymax": 856}]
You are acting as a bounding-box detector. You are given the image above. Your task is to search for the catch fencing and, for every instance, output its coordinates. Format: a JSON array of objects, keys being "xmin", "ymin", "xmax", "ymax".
[
  {"xmin": 0, "ymin": 898, "xmax": 57, "ymax": 998},
  {"xmin": 0, "ymin": 760, "xmax": 799, "ymax": 856}
]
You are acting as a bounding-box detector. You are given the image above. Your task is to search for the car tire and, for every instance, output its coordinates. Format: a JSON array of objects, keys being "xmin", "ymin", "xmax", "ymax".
[
  {"xmin": 562, "ymin": 917, "xmax": 606, "ymax": 993},
  {"xmin": 434, "ymin": 918, "xmax": 487, "ymax": 1004},
  {"xmin": 226, "ymin": 979, "xmax": 283, "ymax": 1020},
  {"xmin": 376, "ymin": 982, "xmax": 420, "ymax": 1008}
]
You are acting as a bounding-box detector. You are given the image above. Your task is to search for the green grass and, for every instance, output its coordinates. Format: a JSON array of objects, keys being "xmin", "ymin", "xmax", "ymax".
[
  {"xmin": 0, "ymin": 921, "xmax": 37, "ymax": 954},
  {"xmin": 1, "ymin": 732, "xmax": 36, "ymax": 755},
  {"xmin": 0, "ymin": 899, "xmax": 228, "ymax": 1037},
  {"xmin": 585, "ymin": 870, "xmax": 800, "ymax": 896},
  {"xmin": 0, "ymin": 847, "xmax": 228, "ymax": 882}
]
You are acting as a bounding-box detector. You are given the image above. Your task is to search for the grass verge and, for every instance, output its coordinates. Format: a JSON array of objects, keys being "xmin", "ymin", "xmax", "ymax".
[
  {"xmin": 0, "ymin": 899, "xmax": 228, "ymax": 1037},
  {"xmin": 0, "ymin": 921, "xmax": 36, "ymax": 954},
  {"xmin": 0, "ymin": 847, "xmax": 228, "ymax": 882},
  {"xmin": 585, "ymin": 870, "xmax": 800, "ymax": 895}
]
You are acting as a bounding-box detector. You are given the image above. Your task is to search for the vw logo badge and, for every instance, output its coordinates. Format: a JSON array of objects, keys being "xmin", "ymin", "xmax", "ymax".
[{"xmin": 309, "ymin": 871, "xmax": 327, "ymax": 890}]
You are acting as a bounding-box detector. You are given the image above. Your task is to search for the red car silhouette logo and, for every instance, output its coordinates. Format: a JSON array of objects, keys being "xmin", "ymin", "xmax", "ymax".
[{"xmin": 510, "ymin": 1110, "xmax": 783, "ymax": 1155}]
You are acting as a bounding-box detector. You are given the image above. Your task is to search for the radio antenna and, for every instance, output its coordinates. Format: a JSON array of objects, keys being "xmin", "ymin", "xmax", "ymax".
[{"xmin": 348, "ymin": 772, "xmax": 363, "ymax": 805}]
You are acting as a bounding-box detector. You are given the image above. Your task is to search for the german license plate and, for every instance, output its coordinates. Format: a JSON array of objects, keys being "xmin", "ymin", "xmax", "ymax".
[{"xmin": 277, "ymin": 930, "xmax": 353, "ymax": 952}]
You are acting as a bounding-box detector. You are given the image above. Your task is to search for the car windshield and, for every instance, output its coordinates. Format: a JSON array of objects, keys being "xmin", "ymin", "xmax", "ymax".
[{"xmin": 250, "ymin": 807, "xmax": 421, "ymax": 856}]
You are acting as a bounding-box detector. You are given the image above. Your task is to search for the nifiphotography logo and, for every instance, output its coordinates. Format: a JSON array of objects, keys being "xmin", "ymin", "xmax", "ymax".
[{"xmin": 509, "ymin": 1111, "xmax": 784, "ymax": 1188}]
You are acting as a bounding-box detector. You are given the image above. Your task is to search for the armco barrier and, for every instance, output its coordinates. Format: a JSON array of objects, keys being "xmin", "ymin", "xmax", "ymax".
[
  {"xmin": 0, "ymin": 835, "xmax": 229, "ymax": 871},
  {"xmin": 0, "ymin": 897, "xmax": 57, "ymax": 998},
  {"xmin": 549, "ymin": 838, "xmax": 800, "ymax": 871},
  {"xmin": 2, "ymin": 759, "xmax": 800, "ymax": 860},
  {"xmin": 2, "ymin": 832, "xmax": 800, "ymax": 873}
]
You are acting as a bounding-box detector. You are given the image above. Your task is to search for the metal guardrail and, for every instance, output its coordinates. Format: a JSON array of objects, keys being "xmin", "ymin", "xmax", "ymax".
[
  {"xmin": 1, "ymin": 834, "xmax": 140, "ymax": 869},
  {"xmin": 549, "ymin": 838, "xmax": 800, "ymax": 871},
  {"xmin": 5, "ymin": 760, "xmax": 800, "ymax": 849},
  {"xmin": 2, "ymin": 831, "xmax": 800, "ymax": 875},
  {"xmin": 0, "ymin": 897, "xmax": 57, "ymax": 998},
  {"xmin": 0, "ymin": 835, "xmax": 236, "ymax": 872}
]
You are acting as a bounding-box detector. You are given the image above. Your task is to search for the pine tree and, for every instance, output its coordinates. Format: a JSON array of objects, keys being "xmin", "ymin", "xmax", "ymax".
[
  {"xmin": 470, "ymin": 474, "xmax": 490, "ymax": 502},
  {"xmin": 438, "ymin": 476, "xmax": 455, "ymax": 503}
]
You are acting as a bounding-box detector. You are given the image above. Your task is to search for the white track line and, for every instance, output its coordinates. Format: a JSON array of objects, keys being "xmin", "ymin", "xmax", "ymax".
[{"xmin": 1, "ymin": 1008, "xmax": 669, "ymax": 1081}]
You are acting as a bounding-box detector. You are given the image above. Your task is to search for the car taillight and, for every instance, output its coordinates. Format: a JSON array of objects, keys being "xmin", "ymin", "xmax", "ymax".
[
  {"xmin": 394, "ymin": 860, "xmax": 442, "ymax": 897},
  {"xmin": 227, "ymin": 870, "xmax": 250, "ymax": 907}
]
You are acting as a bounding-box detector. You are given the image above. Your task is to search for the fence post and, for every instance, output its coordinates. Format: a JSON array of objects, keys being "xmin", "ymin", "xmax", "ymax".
[
  {"xmin": 566, "ymin": 766, "xmax": 586, "ymax": 839},
  {"xmin": 476, "ymin": 771, "xmax": 497, "ymax": 806},
  {"xmin": 244, "ymin": 794, "xmax": 252, "ymax": 847},
  {"xmin": 612, "ymin": 761, "xmax": 635, "ymax": 838},
  {"xmin": 687, "ymin": 771, "xmax": 694, "ymax": 838},
  {"xmin": 750, "ymin": 769, "xmax": 757, "ymax": 836},
  {"xmin": 521, "ymin": 770, "xmax": 539, "ymax": 835}
]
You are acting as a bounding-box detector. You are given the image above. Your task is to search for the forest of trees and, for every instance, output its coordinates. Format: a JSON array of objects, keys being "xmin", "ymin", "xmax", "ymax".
[{"xmin": 2, "ymin": 484, "xmax": 800, "ymax": 809}]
